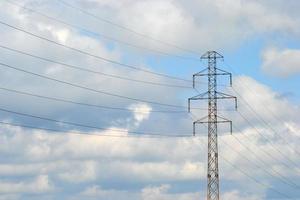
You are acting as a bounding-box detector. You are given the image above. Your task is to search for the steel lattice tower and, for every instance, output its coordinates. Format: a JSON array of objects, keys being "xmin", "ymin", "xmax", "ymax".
[{"xmin": 188, "ymin": 51, "xmax": 237, "ymax": 200}]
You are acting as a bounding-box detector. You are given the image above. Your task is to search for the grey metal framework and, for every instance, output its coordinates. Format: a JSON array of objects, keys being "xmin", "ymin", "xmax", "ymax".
[{"xmin": 188, "ymin": 51, "xmax": 237, "ymax": 200}]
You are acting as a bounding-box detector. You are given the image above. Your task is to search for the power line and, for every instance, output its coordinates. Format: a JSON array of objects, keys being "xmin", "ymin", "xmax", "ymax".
[
  {"xmin": 5, "ymin": 0, "xmax": 200, "ymax": 62},
  {"xmin": 189, "ymin": 113, "xmax": 292, "ymax": 199},
  {"xmin": 189, "ymin": 52, "xmax": 296, "ymax": 198},
  {"xmin": 222, "ymin": 61, "xmax": 300, "ymax": 157},
  {"xmin": 0, "ymin": 62, "xmax": 234, "ymax": 111},
  {"xmin": 192, "ymin": 93, "xmax": 299, "ymax": 188},
  {"xmin": 219, "ymin": 60, "xmax": 299, "ymax": 168},
  {"xmin": 217, "ymin": 62, "xmax": 300, "ymax": 171},
  {"xmin": 0, "ymin": 45, "xmax": 193, "ymax": 89},
  {"xmin": 1, "ymin": 1, "xmax": 297, "ymax": 196},
  {"xmin": 4, "ymin": 108, "xmax": 294, "ymax": 196},
  {"xmin": 220, "ymin": 156, "xmax": 292, "ymax": 199},
  {"xmin": 0, "ymin": 108, "xmax": 290, "ymax": 197},
  {"xmin": 0, "ymin": 87, "xmax": 185, "ymax": 113},
  {"xmin": 0, "ymin": 107, "xmax": 192, "ymax": 137},
  {"xmin": 0, "ymin": 20, "xmax": 193, "ymax": 83},
  {"xmin": 0, "ymin": 62, "xmax": 187, "ymax": 108},
  {"xmin": 235, "ymin": 110, "xmax": 300, "ymax": 170},
  {"xmin": 231, "ymin": 86, "xmax": 300, "ymax": 158},
  {"xmin": 220, "ymin": 134, "xmax": 300, "ymax": 190},
  {"xmin": 0, "ymin": 121, "xmax": 193, "ymax": 139},
  {"xmin": 0, "ymin": 87, "xmax": 234, "ymax": 114},
  {"xmin": 235, "ymin": 116, "xmax": 300, "ymax": 173},
  {"xmin": 194, "ymin": 112, "xmax": 300, "ymax": 192},
  {"xmin": 230, "ymin": 86, "xmax": 300, "ymax": 168},
  {"xmin": 56, "ymin": 0, "xmax": 200, "ymax": 55}
]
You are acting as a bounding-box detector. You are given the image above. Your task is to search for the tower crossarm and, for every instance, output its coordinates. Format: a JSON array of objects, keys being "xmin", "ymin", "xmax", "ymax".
[
  {"xmin": 188, "ymin": 91, "xmax": 237, "ymax": 112},
  {"xmin": 193, "ymin": 68, "xmax": 232, "ymax": 88},
  {"xmin": 200, "ymin": 51, "xmax": 224, "ymax": 59},
  {"xmin": 192, "ymin": 115, "xmax": 233, "ymax": 136}
]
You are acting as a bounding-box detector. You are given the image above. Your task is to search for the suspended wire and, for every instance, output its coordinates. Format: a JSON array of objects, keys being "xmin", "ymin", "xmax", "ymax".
[
  {"xmin": 1, "ymin": 1, "xmax": 295, "ymax": 196},
  {"xmin": 7, "ymin": 110, "xmax": 292, "ymax": 196},
  {"xmin": 0, "ymin": 45, "xmax": 193, "ymax": 89},
  {"xmin": 0, "ymin": 106, "xmax": 288, "ymax": 197},
  {"xmin": 229, "ymin": 85, "xmax": 300, "ymax": 167},
  {"xmin": 0, "ymin": 20, "xmax": 193, "ymax": 83},
  {"xmin": 223, "ymin": 61, "xmax": 300, "ymax": 157},
  {"xmin": 187, "ymin": 61, "xmax": 295, "ymax": 197},
  {"xmin": 0, "ymin": 87, "xmax": 234, "ymax": 115},
  {"xmin": 0, "ymin": 62, "xmax": 234, "ymax": 111},
  {"xmin": 5, "ymin": 0, "xmax": 200, "ymax": 62},
  {"xmin": 0, "ymin": 107, "xmax": 193, "ymax": 137},
  {"xmin": 235, "ymin": 110, "xmax": 300, "ymax": 169},
  {"xmin": 220, "ymin": 133, "xmax": 300, "ymax": 190},
  {"xmin": 221, "ymin": 157, "xmax": 292, "ymax": 199},
  {"xmin": 190, "ymin": 79, "xmax": 300, "ymax": 195},
  {"xmin": 56, "ymin": 0, "xmax": 201, "ymax": 56},
  {"xmin": 192, "ymin": 111, "xmax": 300, "ymax": 190},
  {"xmin": 0, "ymin": 107, "xmax": 291, "ymax": 197},
  {"xmin": 2, "ymin": 2, "xmax": 295, "ymax": 193},
  {"xmin": 189, "ymin": 67, "xmax": 298, "ymax": 193},
  {"xmin": 231, "ymin": 86, "xmax": 300, "ymax": 158},
  {"xmin": 0, "ymin": 87, "xmax": 188, "ymax": 114},
  {"xmin": 234, "ymin": 117, "xmax": 300, "ymax": 173},
  {"xmin": 0, "ymin": 62, "xmax": 188, "ymax": 108},
  {"xmin": 0, "ymin": 121, "xmax": 194, "ymax": 139},
  {"xmin": 217, "ymin": 61, "xmax": 300, "ymax": 166},
  {"xmin": 188, "ymin": 113, "xmax": 292, "ymax": 199}
]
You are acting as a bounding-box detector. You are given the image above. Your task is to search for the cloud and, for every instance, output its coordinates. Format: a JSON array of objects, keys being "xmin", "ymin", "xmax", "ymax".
[
  {"xmin": 284, "ymin": 122, "xmax": 300, "ymax": 137},
  {"xmin": 222, "ymin": 190, "xmax": 264, "ymax": 200},
  {"xmin": 79, "ymin": 184, "xmax": 200, "ymax": 200},
  {"xmin": 0, "ymin": 75, "xmax": 299, "ymax": 199},
  {"xmin": 261, "ymin": 47, "xmax": 300, "ymax": 77},
  {"xmin": 127, "ymin": 103, "xmax": 152, "ymax": 127},
  {"xmin": 0, "ymin": 0, "xmax": 300, "ymax": 199},
  {"xmin": 58, "ymin": 160, "xmax": 97, "ymax": 183},
  {"xmin": 141, "ymin": 184, "xmax": 171, "ymax": 200},
  {"xmin": 230, "ymin": 75, "xmax": 298, "ymax": 125},
  {"xmin": 0, "ymin": 0, "xmax": 185, "ymax": 136},
  {"xmin": 5, "ymin": 0, "xmax": 300, "ymax": 55},
  {"xmin": 80, "ymin": 185, "xmax": 135, "ymax": 199},
  {"xmin": 0, "ymin": 175, "xmax": 53, "ymax": 194},
  {"xmin": 72, "ymin": 0, "xmax": 300, "ymax": 51},
  {"xmin": 140, "ymin": 184, "xmax": 200, "ymax": 200}
]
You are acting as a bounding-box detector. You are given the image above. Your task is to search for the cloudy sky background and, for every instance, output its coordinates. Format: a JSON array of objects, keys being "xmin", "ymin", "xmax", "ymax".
[{"xmin": 0, "ymin": 0, "xmax": 300, "ymax": 199}]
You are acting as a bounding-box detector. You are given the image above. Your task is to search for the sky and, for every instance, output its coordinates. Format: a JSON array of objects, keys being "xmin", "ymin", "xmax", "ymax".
[{"xmin": 0, "ymin": 0, "xmax": 300, "ymax": 199}]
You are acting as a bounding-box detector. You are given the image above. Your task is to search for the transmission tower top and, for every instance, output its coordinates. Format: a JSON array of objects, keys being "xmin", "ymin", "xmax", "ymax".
[{"xmin": 200, "ymin": 51, "xmax": 224, "ymax": 59}]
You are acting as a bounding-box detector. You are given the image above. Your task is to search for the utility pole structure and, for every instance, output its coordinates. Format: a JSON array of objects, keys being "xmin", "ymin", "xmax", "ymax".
[{"xmin": 188, "ymin": 51, "xmax": 237, "ymax": 200}]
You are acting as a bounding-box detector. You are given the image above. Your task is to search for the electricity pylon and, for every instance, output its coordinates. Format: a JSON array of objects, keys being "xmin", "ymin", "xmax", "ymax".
[{"xmin": 188, "ymin": 51, "xmax": 237, "ymax": 200}]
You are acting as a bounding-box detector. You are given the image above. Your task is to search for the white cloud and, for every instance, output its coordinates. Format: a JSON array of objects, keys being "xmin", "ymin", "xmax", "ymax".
[
  {"xmin": 73, "ymin": 0, "xmax": 300, "ymax": 51},
  {"xmin": 222, "ymin": 190, "xmax": 264, "ymax": 200},
  {"xmin": 141, "ymin": 184, "xmax": 200, "ymax": 200},
  {"xmin": 284, "ymin": 122, "xmax": 300, "ymax": 136},
  {"xmin": 231, "ymin": 75, "xmax": 297, "ymax": 124},
  {"xmin": 0, "ymin": 175, "xmax": 53, "ymax": 194},
  {"xmin": 79, "ymin": 184, "xmax": 200, "ymax": 200},
  {"xmin": 0, "ymin": 0, "xmax": 300, "ymax": 199},
  {"xmin": 79, "ymin": 186, "xmax": 138, "ymax": 200},
  {"xmin": 58, "ymin": 160, "xmax": 97, "ymax": 183},
  {"xmin": 0, "ymin": 194, "xmax": 20, "ymax": 200},
  {"xmin": 261, "ymin": 47, "xmax": 300, "ymax": 77},
  {"xmin": 2, "ymin": 0, "xmax": 300, "ymax": 55},
  {"xmin": 80, "ymin": 185, "xmax": 131, "ymax": 198},
  {"xmin": 127, "ymin": 103, "xmax": 152, "ymax": 127},
  {"xmin": 141, "ymin": 184, "xmax": 171, "ymax": 200}
]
